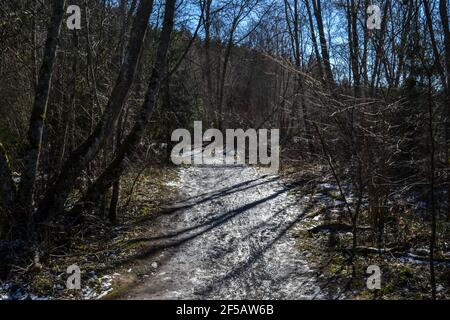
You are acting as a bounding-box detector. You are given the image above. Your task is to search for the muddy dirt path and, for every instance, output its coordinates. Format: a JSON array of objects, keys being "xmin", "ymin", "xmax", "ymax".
[{"xmin": 125, "ymin": 164, "xmax": 322, "ymax": 299}]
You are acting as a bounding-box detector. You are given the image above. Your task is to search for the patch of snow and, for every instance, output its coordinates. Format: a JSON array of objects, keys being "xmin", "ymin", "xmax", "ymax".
[
  {"xmin": 319, "ymin": 183, "xmax": 335, "ymax": 190},
  {"xmin": 0, "ymin": 282, "xmax": 51, "ymax": 300}
]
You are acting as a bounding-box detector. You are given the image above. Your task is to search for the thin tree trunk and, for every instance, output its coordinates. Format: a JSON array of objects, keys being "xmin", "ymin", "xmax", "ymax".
[
  {"xmin": 370, "ymin": 0, "xmax": 390, "ymax": 96},
  {"xmin": 84, "ymin": 0, "xmax": 102, "ymax": 128},
  {"xmin": 217, "ymin": 20, "xmax": 238, "ymax": 131},
  {"xmin": 201, "ymin": 0, "xmax": 214, "ymax": 124},
  {"xmin": 57, "ymin": 31, "xmax": 79, "ymax": 174},
  {"xmin": 394, "ymin": 1, "xmax": 412, "ymax": 88}
]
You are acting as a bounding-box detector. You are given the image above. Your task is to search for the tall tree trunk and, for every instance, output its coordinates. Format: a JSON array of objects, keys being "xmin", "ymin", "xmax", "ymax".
[
  {"xmin": 304, "ymin": 0, "xmax": 324, "ymax": 81},
  {"xmin": 311, "ymin": 0, "xmax": 334, "ymax": 86},
  {"xmin": 438, "ymin": 0, "xmax": 450, "ymax": 221},
  {"xmin": 109, "ymin": 0, "xmax": 130, "ymax": 225},
  {"xmin": 346, "ymin": 0, "xmax": 360, "ymax": 94},
  {"xmin": 423, "ymin": 0, "xmax": 447, "ymax": 88},
  {"xmin": 424, "ymin": 0, "xmax": 450, "ymax": 222},
  {"xmin": 17, "ymin": 0, "xmax": 66, "ymax": 216}
]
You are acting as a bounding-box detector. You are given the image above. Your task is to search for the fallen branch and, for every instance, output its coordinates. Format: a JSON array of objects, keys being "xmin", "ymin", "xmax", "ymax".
[
  {"xmin": 402, "ymin": 253, "xmax": 450, "ymax": 265},
  {"xmin": 308, "ymin": 223, "xmax": 371, "ymax": 234},
  {"xmin": 349, "ymin": 245, "xmax": 408, "ymax": 255}
]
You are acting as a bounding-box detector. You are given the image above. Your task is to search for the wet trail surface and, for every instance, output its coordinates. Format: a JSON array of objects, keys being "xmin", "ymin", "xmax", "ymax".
[{"xmin": 126, "ymin": 164, "xmax": 322, "ymax": 299}]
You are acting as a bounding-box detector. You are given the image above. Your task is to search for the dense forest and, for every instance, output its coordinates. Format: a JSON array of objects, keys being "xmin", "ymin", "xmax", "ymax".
[{"xmin": 0, "ymin": 0, "xmax": 449, "ymax": 300}]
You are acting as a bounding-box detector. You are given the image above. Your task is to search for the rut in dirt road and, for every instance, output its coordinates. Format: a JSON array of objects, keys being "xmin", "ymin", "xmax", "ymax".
[{"xmin": 126, "ymin": 164, "xmax": 323, "ymax": 299}]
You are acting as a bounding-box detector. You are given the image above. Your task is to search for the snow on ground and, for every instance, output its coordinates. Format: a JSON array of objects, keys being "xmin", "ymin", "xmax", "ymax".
[
  {"xmin": 125, "ymin": 160, "xmax": 323, "ymax": 299},
  {"xmin": 0, "ymin": 273, "xmax": 121, "ymax": 300}
]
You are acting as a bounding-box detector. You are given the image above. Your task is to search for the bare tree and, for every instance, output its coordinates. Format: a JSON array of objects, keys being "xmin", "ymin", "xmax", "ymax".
[
  {"xmin": 71, "ymin": 0, "xmax": 177, "ymax": 215},
  {"xmin": 36, "ymin": 0, "xmax": 155, "ymax": 221},
  {"xmin": 16, "ymin": 0, "xmax": 66, "ymax": 218}
]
